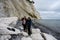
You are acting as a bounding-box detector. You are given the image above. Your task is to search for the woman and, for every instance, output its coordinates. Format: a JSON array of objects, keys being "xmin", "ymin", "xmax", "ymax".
[{"xmin": 21, "ymin": 16, "xmax": 27, "ymax": 32}]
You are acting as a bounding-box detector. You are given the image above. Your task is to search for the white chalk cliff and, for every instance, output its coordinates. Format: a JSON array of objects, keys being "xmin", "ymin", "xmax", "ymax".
[{"xmin": 0, "ymin": 0, "xmax": 40, "ymax": 19}]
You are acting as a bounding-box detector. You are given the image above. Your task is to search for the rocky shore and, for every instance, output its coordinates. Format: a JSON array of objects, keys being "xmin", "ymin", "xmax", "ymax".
[{"xmin": 0, "ymin": 17, "xmax": 57, "ymax": 40}]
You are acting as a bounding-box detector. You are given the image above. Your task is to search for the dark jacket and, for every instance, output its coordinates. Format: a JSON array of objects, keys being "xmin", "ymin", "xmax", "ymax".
[{"xmin": 26, "ymin": 19, "xmax": 32, "ymax": 27}]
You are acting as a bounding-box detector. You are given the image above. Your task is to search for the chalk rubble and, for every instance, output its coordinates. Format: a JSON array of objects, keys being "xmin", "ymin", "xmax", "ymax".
[
  {"xmin": 0, "ymin": 35, "xmax": 11, "ymax": 40},
  {"xmin": 0, "ymin": 17, "xmax": 21, "ymax": 40}
]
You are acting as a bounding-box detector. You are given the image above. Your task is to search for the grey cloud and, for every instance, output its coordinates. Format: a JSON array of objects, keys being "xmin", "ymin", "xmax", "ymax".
[{"xmin": 33, "ymin": 0, "xmax": 60, "ymax": 19}]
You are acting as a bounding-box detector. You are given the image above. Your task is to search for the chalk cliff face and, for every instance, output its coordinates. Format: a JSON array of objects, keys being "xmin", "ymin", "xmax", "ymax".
[{"xmin": 0, "ymin": 0, "xmax": 40, "ymax": 19}]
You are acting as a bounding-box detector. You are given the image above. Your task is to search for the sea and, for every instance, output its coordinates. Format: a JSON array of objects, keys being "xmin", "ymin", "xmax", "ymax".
[
  {"xmin": 35, "ymin": 19, "xmax": 60, "ymax": 40},
  {"xmin": 37, "ymin": 19, "xmax": 60, "ymax": 33}
]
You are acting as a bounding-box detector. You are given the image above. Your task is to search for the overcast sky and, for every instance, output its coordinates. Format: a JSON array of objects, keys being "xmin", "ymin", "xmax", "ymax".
[{"xmin": 33, "ymin": 0, "xmax": 60, "ymax": 19}]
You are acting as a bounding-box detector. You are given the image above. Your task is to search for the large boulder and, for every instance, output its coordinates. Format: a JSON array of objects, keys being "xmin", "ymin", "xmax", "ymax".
[
  {"xmin": 31, "ymin": 28, "xmax": 44, "ymax": 40},
  {"xmin": 31, "ymin": 33, "xmax": 44, "ymax": 40},
  {"xmin": 42, "ymin": 33, "xmax": 57, "ymax": 40},
  {"xmin": 32, "ymin": 28, "xmax": 41, "ymax": 34},
  {"xmin": 0, "ymin": 17, "xmax": 18, "ymax": 26}
]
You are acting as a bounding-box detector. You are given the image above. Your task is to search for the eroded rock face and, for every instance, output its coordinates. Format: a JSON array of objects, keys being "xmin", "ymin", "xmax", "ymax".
[{"xmin": 0, "ymin": 0, "xmax": 40, "ymax": 19}]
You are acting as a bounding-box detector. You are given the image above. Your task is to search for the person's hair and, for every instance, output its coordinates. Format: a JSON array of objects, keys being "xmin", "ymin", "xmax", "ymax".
[{"xmin": 28, "ymin": 17, "xmax": 31, "ymax": 20}]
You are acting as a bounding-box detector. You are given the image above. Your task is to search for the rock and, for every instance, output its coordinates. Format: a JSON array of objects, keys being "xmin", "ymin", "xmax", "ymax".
[
  {"xmin": 0, "ymin": 23, "xmax": 21, "ymax": 34},
  {"xmin": 32, "ymin": 28, "xmax": 41, "ymax": 34},
  {"xmin": 21, "ymin": 31, "xmax": 28, "ymax": 37},
  {"xmin": 42, "ymin": 33, "xmax": 57, "ymax": 40},
  {"xmin": 31, "ymin": 33, "xmax": 44, "ymax": 40},
  {"xmin": 0, "ymin": 35, "xmax": 11, "ymax": 40},
  {"xmin": 21, "ymin": 37, "xmax": 32, "ymax": 40},
  {"xmin": 20, "ymin": 26, "xmax": 24, "ymax": 30},
  {"xmin": 0, "ymin": 3, "xmax": 6, "ymax": 17},
  {"xmin": 0, "ymin": 17, "xmax": 18, "ymax": 26}
]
